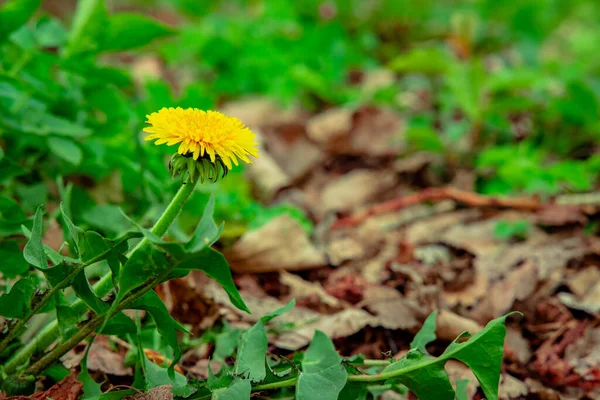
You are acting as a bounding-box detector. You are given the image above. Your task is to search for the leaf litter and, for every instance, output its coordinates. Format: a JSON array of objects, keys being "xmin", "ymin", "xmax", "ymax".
[{"xmin": 33, "ymin": 98, "xmax": 600, "ymax": 399}]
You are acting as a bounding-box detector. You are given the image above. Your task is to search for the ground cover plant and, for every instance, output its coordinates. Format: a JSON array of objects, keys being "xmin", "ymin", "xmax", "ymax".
[{"xmin": 1, "ymin": 0, "xmax": 600, "ymax": 399}]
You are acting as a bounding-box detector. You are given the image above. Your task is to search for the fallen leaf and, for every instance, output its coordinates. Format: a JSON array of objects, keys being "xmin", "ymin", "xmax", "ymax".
[
  {"xmin": 275, "ymin": 308, "xmax": 377, "ymax": 350},
  {"xmin": 246, "ymin": 147, "xmax": 290, "ymax": 201},
  {"xmin": 361, "ymin": 285, "xmax": 421, "ymax": 330},
  {"xmin": 471, "ymin": 259, "xmax": 538, "ymax": 320},
  {"xmin": 220, "ymin": 97, "xmax": 303, "ymax": 129},
  {"xmin": 348, "ymin": 107, "xmax": 405, "ymax": 157},
  {"xmin": 326, "ymin": 236, "xmax": 365, "ymax": 266},
  {"xmin": 475, "ymin": 236, "xmax": 589, "ymax": 280},
  {"xmin": 306, "ymin": 108, "xmax": 353, "ymax": 146},
  {"xmin": 319, "ymin": 169, "xmax": 397, "ymax": 215},
  {"xmin": 499, "ymin": 374, "xmax": 529, "ymax": 400},
  {"xmin": 435, "ymin": 310, "xmax": 483, "ymax": 342},
  {"xmin": 445, "ymin": 360, "xmax": 477, "ymax": 398},
  {"xmin": 280, "ymin": 271, "xmax": 342, "ymax": 308},
  {"xmin": 224, "ymin": 215, "xmax": 327, "ymax": 273}
]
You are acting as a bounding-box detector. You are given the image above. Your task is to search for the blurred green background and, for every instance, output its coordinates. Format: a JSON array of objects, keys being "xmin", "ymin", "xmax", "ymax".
[{"xmin": 1, "ymin": 0, "xmax": 600, "ymax": 257}]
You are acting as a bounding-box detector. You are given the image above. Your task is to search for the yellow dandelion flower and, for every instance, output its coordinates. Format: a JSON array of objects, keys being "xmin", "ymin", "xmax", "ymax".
[{"xmin": 143, "ymin": 107, "xmax": 259, "ymax": 169}]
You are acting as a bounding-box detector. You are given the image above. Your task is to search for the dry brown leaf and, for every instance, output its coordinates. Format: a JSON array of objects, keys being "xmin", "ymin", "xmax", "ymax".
[
  {"xmin": 63, "ymin": 340, "xmax": 131, "ymax": 376},
  {"xmin": 436, "ymin": 310, "xmax": 483, "ymax": 342},
  {"xmin": 440, "ymin": 211, "xmax": 543, "ymax": 257},
  {"xmin": 559, "ymin": 282, "xmax": 600, "ymax": 314},
  {"xmin": 566, "ymin": 266, "xmax": 600, "ymax": 297},
  {"xmin": 505, "ymin": 327, "xmax": 532, "ymax": 364},
  {"xmin": 361, "ymin": 285, "xmax": 421, "ymax": 330},
  {"xmin": 445, "ymin": 360, "xmax": 477, "ymax": 398},
  {"xmin": 348, "ymin": 107, "xmax": 405, "ymax": 157},
  {"xmin": 319, "ymin": 169, "xmax": 397, "ymax": 215},
  {"xmin": 405, "ymin": 209, "xmax": 481, "ymax": 244},
  {"xmin": 275, "ymin": 308, "xmax": 377, "ymax": 350},
  {"xmin": 128, "ymin": 385, "xmax": 173, "ymax": 400},
  {"xmin": 475, "ymin": 236, "xmax": 588, "ymax": 280},
  {"xmin": 265, "ymin": 126, "xmax": 324, "ymax": 181},
  {"xmin": 224, "ymin": 215, "xmax": 327, "ymax": 273},
  {"xmin": 246, "ymin": 148, "xmax": 290, "ymax": 201},
  {"xmin": 472, "ymin": 259, "xmax": 538, "ymax": 320},
  {"xmin": 220, "ymin": 97, "xmax": 302, "ymax": 129},
  {"xmin": 306, "ymin": 108, "xmax": 353, "ymax": 145},
  {"xmin": 187, "ymin": 359, "xmax": 223, "ymax": 379},
  {"xmin": 524, "ymin": 378, "xmax": 562, "ymax": 400},
  {"xmin": 442, "ymin": 272, "xmax": 489, "ymax": 308},
  {"xmin": 326, "ymin": 236, "xmax": 365, "ymax": 266},
  {"xmin": 565, "ymin": 327, "xmax": 600, "ymax": 378},
  {"xmin": 9, "ymin": 373, "xmax": 83, "ymax": 400},
  {"xmin": 280, "ymin": 271, "xmax": 342, "ymax": 307},
  {"xmin": 499, "ymin": 374, "xmax": 529, "ymax": 400}
]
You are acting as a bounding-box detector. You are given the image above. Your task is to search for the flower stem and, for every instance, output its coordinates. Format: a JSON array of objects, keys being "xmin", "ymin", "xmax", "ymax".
[
  {"xmin": 250, "ymin": 359, "xmax": 430, "ymax": 394},
  {"xmin": 2, "ymin": 181, "xmax": 198, "ymax": 375}
]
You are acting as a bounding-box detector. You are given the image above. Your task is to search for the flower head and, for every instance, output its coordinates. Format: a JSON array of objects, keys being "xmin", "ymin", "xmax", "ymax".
[{"xmin": 143, "ymin": 107, "xmax": 259, "ymax": 170}]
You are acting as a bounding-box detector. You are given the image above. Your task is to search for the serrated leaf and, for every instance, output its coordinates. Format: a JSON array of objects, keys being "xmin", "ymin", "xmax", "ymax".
[
  {"xmin": 233, "ymin": 299, "xmax": 295, "ymax": 381},
  {"xmin": 172, "ymin": 247, "xmax": 249, "ymax": 313},
  {"xmin": 212, "ymin": 379, "xmax": 251, "ymax": 400},
  {"xmin": 186, "ymin": 195, "xmax": 223, "ymax": 252},
  {"xmin": 22, "ymin": 206, "xmax": 49, "ymax": 270},
  {"xmin": 297, "ymin": 330, "xmax": 347, "ymax": 400},
  {"xmin": 79, "ymin": 339, "xmax": 104, "ymax": 399},
  {"xmin": 380, "ymin": 313, "xmax": 516, "ymax": 400},
  {"xmin": 127, "ymin": 290, "xmax": 189, "ymax": 378},
  {"xmin": 61, "ymin": 203, "xmax": 85, "ymax": 258},
  {"xmin": 410, "ymin": 311, "xmax": 437, "ymax": 354},
  {"xmin": 0, "ymin": 239, "xmax": 30, "ymax": 278},
  {"xmin": 0, "ymin": 278, "xmax": 35, "ymax": 318},
  {"xmin": 115, "ymin": 244, "xmax": 167, "ymax": 305},
  {"xmin": 101, "ymin": 13, "xmax": 175, "ymax": 52},
  {"xmin": 0, "ymin": 0, "xmax": 42, "ymax": 42},
  {"xmin": 56, "ymin": 304, "xmax": 80, "ymax": 341}
]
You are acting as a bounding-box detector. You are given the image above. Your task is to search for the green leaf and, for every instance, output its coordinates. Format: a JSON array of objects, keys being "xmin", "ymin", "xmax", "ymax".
[
  {"xmin": 388, "ymin": 47, "xmax": 451, "ymax": 75},
  {"xmin": 56, "ymin": 304, "xmax": 80, "ymax": 341},
  {"xmin": 102, "ymin": 13, "xmax": 175, "ymax": 52},
  {"xmin": 380, "ymin": 313, "xmax": 517, "ymax": 400},
  {"xmin": 22, "ymin": 206, "xmax": 49, "ymax": 270},
  {"xmin": 60, "ymin": 203, "xmax": 85, "ymax": 257},
  {"xmin": 0, "ymin": 0, "xmax": 42, "ymax": 42},
  {"xmin": 234, "ymin": 300, "xmax": 295, "ymax": 381},
  {"xmin": 0, "ymin": 278, "xmax": 35, "ymax": 318},
  {"xmin": 212, "ymin": 379, "xmax": 251, "ymax": 400},
  {"xmin": 128, "ymin": 290, "xmax": 189, "ymax": 377},
  {"xmin": 48, "ymin": 137, "xmax": 83, "ymax": 165},
  {"xmin": 72, "ymin": 270, "xmax": 107, "ymax": 312},
  {"xmin": 63, "ymin": 0, "xmax": 108, "ymax": 58},
  {"xmin": 79, "ymin": 339, "xmax": 104, "ymax": 399},
  {"xmin": 0, "ymin": 197, "xmax": 29, "ymax": 236},
  {"xmin": 296, "ymin": 330, "xmax": 348, "ymax": 400},
  {"xmin": 382, "ymin": 351, "xmax": 454, "ymax": 400},
  {"xmin": 172, "ymin": 247, "xmax": 249, "ymax": 313},
  {"xmin": 116, "ymin": 245, "xmax": 167, "ymax": 305},
  {"xmin": 406, "ymin": 126, "xmax": 444, "ymax": 153},
  {"xmin": 0, "ymin": 239, "xmax": 30, "ymax": 278},
  {"xmin": 410, "ymin": 311, "xmax": 437, "ymax": 354},
  {"xmin": 185, "ymin": 194, "xmax": 223, "ymax": 252},
  {"xmin": 455, "ymin": 379, "xmax": 470, "ymax": 400}
]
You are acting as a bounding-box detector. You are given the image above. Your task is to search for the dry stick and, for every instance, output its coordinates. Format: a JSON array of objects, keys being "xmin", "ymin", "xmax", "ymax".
[{"xmin": 331, "ymin": 186, "xmax": 544, "ymax": 230}]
